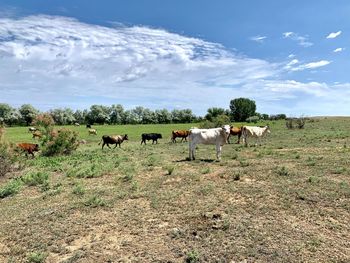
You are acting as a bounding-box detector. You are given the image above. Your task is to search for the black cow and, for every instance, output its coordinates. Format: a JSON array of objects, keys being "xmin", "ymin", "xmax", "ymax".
[
  {"xmin": 86, "ymin": 124, "xmax": 92, "ymax": 128},
  {"xmin": 141, "ymin": 133, "xmax": 162, "ymax": 145}
]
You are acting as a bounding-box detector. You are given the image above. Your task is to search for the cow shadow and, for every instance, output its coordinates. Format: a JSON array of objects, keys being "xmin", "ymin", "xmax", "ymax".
[{"xmin": 175, "ymin": 158, "xmax": 216, "ymax": 163}]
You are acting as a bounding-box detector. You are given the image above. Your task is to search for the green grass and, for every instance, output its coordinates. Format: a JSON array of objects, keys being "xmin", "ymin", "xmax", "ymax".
[{"xmin": 0, "ymin": 118, "xmax": 350, "ymax": 262}]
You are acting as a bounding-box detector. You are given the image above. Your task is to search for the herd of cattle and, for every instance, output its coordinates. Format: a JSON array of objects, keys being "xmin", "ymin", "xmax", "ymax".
[{"xmin": 18, "ymin": 124, "xmax": 271, "ymax": 160}]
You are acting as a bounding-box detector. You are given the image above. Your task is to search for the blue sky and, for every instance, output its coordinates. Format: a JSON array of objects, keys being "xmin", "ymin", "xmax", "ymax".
[{"xmin": 1, "ymin": 1, "xmax": 350, "ymax": 116}]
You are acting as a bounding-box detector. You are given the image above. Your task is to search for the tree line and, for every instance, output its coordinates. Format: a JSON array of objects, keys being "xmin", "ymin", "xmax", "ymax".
[{"xmin": 0, "ymin": 98, "xmax": 286, "ymax": 126}]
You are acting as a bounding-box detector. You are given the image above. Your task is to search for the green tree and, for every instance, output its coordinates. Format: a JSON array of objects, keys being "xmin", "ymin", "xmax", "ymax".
[
  {"xmin": 50, "ymin": 108, "xmax": 75, "ymax": 125},
  {"xmin": 229, "ymin": 98, "xmax": 256, "ymax": 122},
  {"xmin": 0, "ymin": 103, "xmax": 20, "ymax": 126},
  {"xmin": 205, "ymin": 107, "xmax": 228, "ymax": 121},
  {"xmin": 19, "ymin": 104, "xmax": 39, "ymax": 126},
  {"xmin": 86, "ymin": 105, "xmax": 111, "ymax": 124},
  {"xmin": 109, "ymin": 104, "xmax": 124, "ymax": 124}
]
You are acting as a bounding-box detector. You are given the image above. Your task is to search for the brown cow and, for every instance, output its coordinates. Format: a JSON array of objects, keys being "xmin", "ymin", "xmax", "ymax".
[
  {"xmin": 227, "ymin": 126, "xmax": 242, "ymax": 144},
  {"xmin": 17, "ymin": 143, "xmax": 39, "ymax": 158},
  {"xmin": 98, "ymin": 134, "xmax": 128, "ymax": 149},
  {"xmin": 171, "ymin": 130, "xmax": 190, "ymax": 143}
]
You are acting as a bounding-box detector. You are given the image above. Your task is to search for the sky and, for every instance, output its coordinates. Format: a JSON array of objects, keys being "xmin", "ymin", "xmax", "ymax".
[{"xmin": 1, "ymin": 0, "xmax": 350, "ymax": 116}]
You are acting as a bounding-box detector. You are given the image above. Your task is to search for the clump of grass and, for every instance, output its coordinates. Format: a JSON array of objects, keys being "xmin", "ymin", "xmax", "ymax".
[
  {"xmin": 0, "ymin": 178, "xmax": 23, "ymax": 198},
  {"xmin": 121, "ymin": 173, "xmax": 134, "ymax": 182},
  {"xmin": 231, "ymin": 171, "xmax": 241, "ymax": 181},
  {"xmin": 27, "ymin": 251, "xmax": 47, "ymax": 263},
  {"xmin": 239, "ymin": 160, "xmax": 249, "ymax": 167},
  {"xmin": 333, "ymin": 167, "xmax": 346, "ymax": 174},
  {"xmin": 84, "ymin": 195, "xmax": 106, "ymax": 207},
  {"xmin": 72, "ymin": 182, "xmax": 85, "ymax": 196},
  {"xmin": 21, "ymin": 171, "xmax": 49, "ymax": 186},
  {"xmin": 186, "ymin": 250, "xmax": 200, "ymax": 263},
  {"xmin": 295, "ymin": 154, "xmax": 300, "ymax": 159},
  {"xmin": 131, "ymin": 180, "xmax": 139, "ymax": 192},
  {"xmin": 308, "ymin": 176, "xmax": 320, "ymax": 184},
  {"xmin": 200, "ymin": 167, "xmax": 210, "ymax": 174},
  {"xmin": 165, "ymin": 165, "xmax": 175, "ymax": 175},
  {"xmin": 276, "ymin": 166, "xmax": 290, "ymax": 176},
  {"xmin": 197, "ymin": 183, "xmax": 214, "ymax": 196}
]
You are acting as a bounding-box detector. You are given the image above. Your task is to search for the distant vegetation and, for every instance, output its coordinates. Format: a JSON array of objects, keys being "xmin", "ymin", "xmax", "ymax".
[{"xmin": 0, "ymin": 98, "xmax": 287, "ymax": 127}]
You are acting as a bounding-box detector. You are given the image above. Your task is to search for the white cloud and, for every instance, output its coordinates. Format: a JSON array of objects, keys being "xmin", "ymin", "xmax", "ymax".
[
  {"xmin": 250, "ymin": 35, "xmax": 267, "ymax": 43},
  {"xmin": 288, "ymin": 60, "xmax": 331, "ymax": 71},
  {"xmin": 0, "ymin": 15, "xmax": 349, "ymax": 116},
  {"xmin": 333, "ymin": 47, "xmax": 344, "ymax": 53},
  {"xmin": 326, "ymin": 31, "xmax": 341, "ymax": 39},
  {"xmin": 0, "ymin": 15, "xmax": 278, "ymax": 113},
  {"xmin": 282, "ymin": 32, "xmax": 313, "ymax": 47}
]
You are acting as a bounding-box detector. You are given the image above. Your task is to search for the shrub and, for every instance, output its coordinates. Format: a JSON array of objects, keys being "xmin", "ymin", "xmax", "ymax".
[
  {"xmin": 84, "ymin": 195, "xmax": 107, "ymax": 207},
  {"xmin": 27, "ymin": 251, "xmax": 47, "ymax": 263},
  {"xmin": 41, "ymin": 129, "xmax": 79, "ymax": 156},
  {"xmin": 200, "ymin": 114, "xmax": 231, "ymax": 128},
  {"xmin": 21, "ymin": 171, "xmax": 49, "ymax": 186},
  {"xmin": 0, "ymin": 141, "xmax": 15, "ymax": 177},
  {"xmin": 246, "ymin": 115, "xmax": 260, "ymax": 123},
  {"xmin": 186, "ymin": 250, "xmax": 200, "ymax": 263},
  {"xmin": 0, "ymin": 178, "xmax": 23, "ymax": 198}
]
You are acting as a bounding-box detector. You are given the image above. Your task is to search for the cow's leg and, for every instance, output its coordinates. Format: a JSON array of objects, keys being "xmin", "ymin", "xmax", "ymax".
[
  {"xmin": 106, "ymin": 143, "xmax": 112, "ymax": 149},
  {"xmin": 216, "ymin": 144, "xmax": 222, "ymax": 160},
  {"xmin": 101, "ymin": 142, "xmax": 105, "ymax": 149},
  {"xmin": 114, "ymin": 143, "xmax": 118, "ymax": 148},
  {"xmin": 237, "ymin": 134, "xmax": 241, "ymax": 144},
  {"xmin": 227, "ymin": 135, "xmax": 231, "ymax": 144},
  {"xmin": 189, "ymin": 142, "xmax": 195, "ymax": 160}
]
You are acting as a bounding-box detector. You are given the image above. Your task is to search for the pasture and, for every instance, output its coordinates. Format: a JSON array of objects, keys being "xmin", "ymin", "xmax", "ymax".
[{"xmin": 0, "ymin": 118, "xmax": 349, "ymax": 262}]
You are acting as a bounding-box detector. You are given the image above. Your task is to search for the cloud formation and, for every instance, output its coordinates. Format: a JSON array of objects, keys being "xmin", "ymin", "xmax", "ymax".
[
  {"xmin": 283, "ymin": 32, "xmax": 313, "ymax": 47},
  {"xmin": 250, "ymin": 35, "xmax": 267, "ymax": 43},
  {"xmin": 333, "ymin": 47, "xmax": 344, "ymax": 53},
  {"xmin": 326, "ymin": 31, "xmax": 341, "ymax": 39},
  {"xmin": 0, "ymin": 15, "xmax": 349, "ymax": 116}
]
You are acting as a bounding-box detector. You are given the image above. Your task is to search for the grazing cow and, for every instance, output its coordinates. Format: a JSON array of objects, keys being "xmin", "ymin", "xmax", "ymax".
[
  {"xmin": 88, "ymin": 129, "xmax": 97, "ymax": 135},
  {"xmin": 241, "ymin": 125, "xmax": 271, "ymax": 146},
  {"xmin": 141, "ymin": 133, "xmax": 162, "ymax": 145},
  {"xmin": 99, "ymin": 134, "xmax": 128, "ymax": 149},
  {"xmin": 17, "ymin": 143, "xmax": 39, "ymax": 158},
  {"xmin": 227, "ymin": 126, "xmax": 242, "ymax": 144},
  {"xmin": 32, "ymin": 131, "xmax": 42, "ymax": 139},
  {"xmin": 74, "ymin": 122, "xmax": 80, "ymax": 126},
  {"xmin": 188, "ymin": 125, "xmax": 231, "ymax": 161},
  {"xmin": 171, "ymin": 130, "xmax": 190, "ymax": 143},
  {"xmin": 86, "ymin": 124, "xmax": 92, "ymax": 129},
  {"xmin": 28, "ymin": 127, "xmax": 37, "ymax": 133}
]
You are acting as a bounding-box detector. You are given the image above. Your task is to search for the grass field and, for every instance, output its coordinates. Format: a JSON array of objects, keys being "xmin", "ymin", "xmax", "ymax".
[{"xmin": 0, "ymin": 118, "xmax": 350, "ymax": 262}]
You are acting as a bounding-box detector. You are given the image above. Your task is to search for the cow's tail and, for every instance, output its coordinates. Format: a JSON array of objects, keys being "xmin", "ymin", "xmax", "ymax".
[{"xmin": 98, "ymin": 138, "xmax": 103, "ymax": 145}]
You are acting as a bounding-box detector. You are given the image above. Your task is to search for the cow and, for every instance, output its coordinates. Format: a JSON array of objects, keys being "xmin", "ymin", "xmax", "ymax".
[
  {"xmin": 188, "ymin": 125, "xmax": 231, "ymax": 161},
  {"xmin": 98, "ymin": 134, "xmax": 128, "ymax": 149},
  {"xmin": 74, "ymin": 122, "xmax": 80, "ymax": 126},
  {"xmin": 241, "ymin": 125, "xmax": 271, "ymax": 146},
  {"xmin": 16, "ymin": 143, "xmax": 39, "ymax": 158},
  {"xmin": 86, "ymin": 124, "xmax": 92, "ymax": 129},
  {"xmin": 171, "ymin": 130, "xmax": 190, "ymax": 143},
  {"xmin": 88, "ymin": 129, "xmax": 97, "ymax": 135},
  {"xmin": 141, "ymin": 133, "xmax": 162, "ymax": 145},
  {"xmin": 227, "ymin": 126, "xmax": 242, "ymax": 144},
  {"xmin": 28, "ymin": 127, "xmax": 37, "ymax": 133},
  {"xmin": 32, "ymin": 131, "xmax": 42, "ymax": 139}
]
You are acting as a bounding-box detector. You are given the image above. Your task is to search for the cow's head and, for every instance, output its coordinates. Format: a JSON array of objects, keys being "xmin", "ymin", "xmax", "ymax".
[
  {"xmin": 158, "ymin": 134, "xmax": 162, "ymax": 139},
  {"xmin": 265, "ymin": 125, "xmax": 271, "ymax": 134},
  {"xmin": 34, "ymin": 144, "xmax": 40, "ymax": 151},
  {"xmin": 124, "ymin": 134, "xmax": 129, "ymax": 140},
  {"xmin": 221, "ymin": 125, "xmax": 231, "ymax": 143}
]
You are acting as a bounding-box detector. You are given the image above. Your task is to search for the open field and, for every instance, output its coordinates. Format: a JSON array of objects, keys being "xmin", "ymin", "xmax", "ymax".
[{"xmin": 0, "ymin": 118, "xmax": 350, "ymax": 262}]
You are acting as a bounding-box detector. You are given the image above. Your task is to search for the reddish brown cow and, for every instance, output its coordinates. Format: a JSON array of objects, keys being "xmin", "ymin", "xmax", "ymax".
[
  {"xmin": 227, "ymin": 126, "xmax": 242, "ymax": 144},
  {"xmin": 17, "ymin": 143, "xmax": 39, "ymax": 158},
  {"xmin": 171, "ymin": 130, "xmax": 190, "ymax": 143}
]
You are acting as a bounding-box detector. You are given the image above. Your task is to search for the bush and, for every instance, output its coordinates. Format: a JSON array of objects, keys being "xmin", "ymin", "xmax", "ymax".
[
  {"xmin": 41, "ymin": 129, "xmax": 79, "ymax": 156},
  {"xmin": 21, "ymin": 171, "xmax": 49, "ymax": 186},
  {"xmin": 246, "ymin": 116, "xmax": 260, "ymax": 123},
  {"xmin": 0, "ymin": 141, "xmax": 15, "ymax": 177},
  {"xmin": 200, "ymin": 114, "xmax": 231, "ymax": 128},
  {"xmin": 0, "ymin": 178, "xmax": 23, "ymax": 198},
  {"xmin": 286, "ymin": 117, "xmax": 306, "ymax": 129}
]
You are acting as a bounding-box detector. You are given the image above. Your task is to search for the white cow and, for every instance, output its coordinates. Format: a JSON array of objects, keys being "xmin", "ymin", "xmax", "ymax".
[
  {"xmin": 242, "ymin": 125, "xmax": 271, "ymax": 146},
  {"xmin": 188, "ymin": 125, "xmax": 231, "ymax": 161}
]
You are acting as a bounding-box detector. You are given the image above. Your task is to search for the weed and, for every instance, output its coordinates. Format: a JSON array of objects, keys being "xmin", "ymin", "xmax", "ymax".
[
  {"xmin": 21, "ymin": 171, "xmax": 49, "ymax": 186},
  {"xmin": 231, "ymin": 171, "xmax": 241, "ymax": 181},
  {"xmin": 200, "ymin": 167, "xmax": 210, "ymax": 174},
  {"xmin": 333, "ymin": 167, "xmax": 346, "ymax": 174},
  {"xmin": 239, "ymin": 160, "xmax": 249, "ymax": 167},
  {"xmin": 27, "ymin": 251, "xmax": 47, "ymax": 263},
  {"xmin": 84, "ymin": 195, "xmax": 107, "ymax": 207},
  {"xmin": 308, "ymin": 176, "xmax": 320, "ymax": 184},
  {"xmin": 186, "ymin": 250, "xmax": 200, "ymax": 263},
  {"xmin": 72, "ymin": 183, "xmax": 85, "ymax": 196},
  {"xmin": 0, "ymin": 178, "xmax": 23, "ymax": 198},
  {"xmin": 165, "ymin": 165, "xmax": 175, "ymax": 175},
  {"xmin": 276, "ymin": 166, "xmax": 290, "ymax": 176}
]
